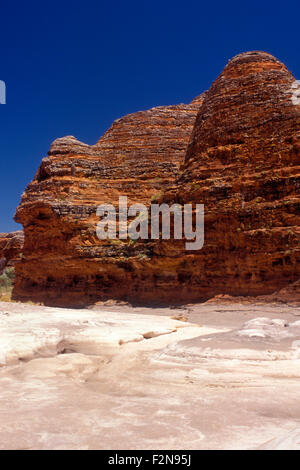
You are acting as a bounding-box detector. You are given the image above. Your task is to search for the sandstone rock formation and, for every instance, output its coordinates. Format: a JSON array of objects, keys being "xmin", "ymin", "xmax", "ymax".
[
  {"xmin": 0, "ymin": 231, "xmax": 24, "ymax": 273},
  {"xmin": 160, "ymin": 51, "xmax": 300, "ymax": 300},
  {"xmin": 13, "ymin": 51, "xmax": 300, "ymax": 306},
  {"xmin": 13, "ymin": 97, "xmax": 204, "ymax": 305}
]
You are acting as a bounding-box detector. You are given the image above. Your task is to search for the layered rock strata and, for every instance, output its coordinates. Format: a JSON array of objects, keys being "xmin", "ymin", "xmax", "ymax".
[
  {"xmin": 160, "ymin": 51, "xmax": 300, "ymax": 299},
  {"xmin": 13, "ymin": 51, "xmax": 300, "ymax": 306},
  {"xmin": 0, "ymin": 231, "xmax": 24, "ymax": 273},
  {"xmin": 13, "ymin": 97, "xmax": 204, "ymax": 305}
]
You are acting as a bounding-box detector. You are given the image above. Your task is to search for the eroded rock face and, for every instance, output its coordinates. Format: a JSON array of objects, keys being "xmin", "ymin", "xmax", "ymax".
[
  {"xmin": 158, "ymin": 51, "xmax": 300, "ymax": 300},
  {"xmin": 0, "ymin": 231, "xmax": 24, "ymax": 273},
  {"xmin": 13, "ymin": 98, "xmax": 204, "ymax": 305},
  {"xmin": 13, "ymin": 51, "xmax": 300, "ymax": 306}
]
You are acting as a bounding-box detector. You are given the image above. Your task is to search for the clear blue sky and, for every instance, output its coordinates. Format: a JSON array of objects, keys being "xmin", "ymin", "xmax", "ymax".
[{"xmin": 1, "ymin": 0, "xmax": 299, "ymax": 232}]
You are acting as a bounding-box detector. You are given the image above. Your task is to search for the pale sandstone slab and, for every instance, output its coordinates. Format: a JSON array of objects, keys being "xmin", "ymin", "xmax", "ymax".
[{"xmin": 0, "ymin": 301, "xmax": 300, "ymax": 450}]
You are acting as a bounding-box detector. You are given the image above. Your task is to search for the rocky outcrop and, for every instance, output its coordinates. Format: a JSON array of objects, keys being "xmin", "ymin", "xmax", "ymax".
[
  {"xmin": 0, "ymin": 231, "xmax": 24, "ymax": 273},
  {"xmin": 13, "ymin": 51, "xmax": 300, "ymax": 306},
  {"xmin": 267, "ymin": 279, "xmax": 300, "ymax": 305},
  {"xmin": 159, "ymin": 51, "xmax": 300, "ymax": 300},
  {"xmin": 13, "ymin": 97, "xmax": 204, "ymax": 305}
]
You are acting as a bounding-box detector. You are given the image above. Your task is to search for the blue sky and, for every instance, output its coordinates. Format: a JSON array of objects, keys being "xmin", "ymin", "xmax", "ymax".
[{"xmin": 0, "ymin": 0, "xmax": 300, "ymax": 231}]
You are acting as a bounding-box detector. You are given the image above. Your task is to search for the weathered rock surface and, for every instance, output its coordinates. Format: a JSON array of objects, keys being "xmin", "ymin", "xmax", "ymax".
[
  {"xmin": 13, "ymin": 51, "xmax": 299, "ymax": 306},
  {"xmin": 268, "ymin": 279, "xmax": 300, "ymax": 305},
  {"xmin": 0, "ymin": 231, "xmax": 23, "ymax": 273},
  {"xmin": 0, "ymin": 300, "xmax": 300, "ymax": 450},
  {"xmin": 0, "ymin": 302, "xmax": 194, "ymax": 367},
  {"xmin": 13, "ymin": 97, "xmax": 204, "ymax": 305},
  {"xmin": 158, "ymin": 51, "xmax": 300, "ymax": 301}
]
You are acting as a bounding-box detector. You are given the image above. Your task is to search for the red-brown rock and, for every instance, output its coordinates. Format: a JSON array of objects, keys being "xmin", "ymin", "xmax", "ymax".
[
  {"xmin": 13, "ymin": 97, "xmax": 204, "ymax": 305},
  {"xmin": 13, "ymin": 51, "xmax": 300, "ymax": 306},
  {"xmin": 160, "ymin": 51, "xmax": 300, "ymax": 300},
  {"xmin": 0, "ymin": 231, "xmax": 24, "ymax": 273}
]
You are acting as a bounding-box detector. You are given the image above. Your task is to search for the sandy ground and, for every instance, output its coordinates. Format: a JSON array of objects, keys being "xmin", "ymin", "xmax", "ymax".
[{"xmin": 0, "ymin": 300, "xmax": 300, "ymax": 450}]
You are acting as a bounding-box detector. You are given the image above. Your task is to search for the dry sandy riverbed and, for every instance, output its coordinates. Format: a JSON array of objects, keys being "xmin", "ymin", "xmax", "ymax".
[{"xmin": 0, "ymin": 300, "xmax": 299, "ymax": 450}]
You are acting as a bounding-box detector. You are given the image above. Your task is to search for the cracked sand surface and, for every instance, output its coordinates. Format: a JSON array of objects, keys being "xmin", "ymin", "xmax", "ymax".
[{"xmin": 0, "ymin": 301, "xmax": 300, "ymax": 449}]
